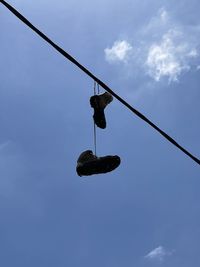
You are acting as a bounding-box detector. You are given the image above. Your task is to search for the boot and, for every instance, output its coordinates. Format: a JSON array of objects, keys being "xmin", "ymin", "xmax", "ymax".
[
  {"xmin": 90, "ymin": 92, "xmax": 113, "ymax": 129},
  {"xmin": 76, "ymin": 150, "xmax": 121, "ymax": 176}
]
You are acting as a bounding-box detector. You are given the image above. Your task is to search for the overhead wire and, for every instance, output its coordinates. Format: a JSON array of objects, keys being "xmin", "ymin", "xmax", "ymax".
[{"xmin": 1, "ymin": 0, "xmax": 200, "ymax": 165}]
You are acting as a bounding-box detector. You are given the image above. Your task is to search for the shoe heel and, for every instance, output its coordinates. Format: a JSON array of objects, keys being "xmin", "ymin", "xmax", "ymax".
[{"xmin": 90, "ymin": 95, "xmax": 100, "ymax": 109}]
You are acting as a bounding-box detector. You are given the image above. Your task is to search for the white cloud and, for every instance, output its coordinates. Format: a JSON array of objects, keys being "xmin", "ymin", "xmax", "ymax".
[
  {"xmin": 144, "ymin": 9, "xmax": 200, "ymax": 82},
  {"xmin": 146, "ymin": 29, "xmax": 194, "ymax": 82},
  {"xmin": 104, "ymin": 40, "xmax": 132, "ymax": 63},
  {"xmin": 104, "ymin": 8, "xmax": 200, "ymax": 83},
  {"xmin": 145, "ymin": 246, "xmax": 173, "ymax": 262}
]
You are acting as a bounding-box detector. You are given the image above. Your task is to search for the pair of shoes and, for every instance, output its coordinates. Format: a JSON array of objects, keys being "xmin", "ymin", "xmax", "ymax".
[
  {"xmin": 90, "ymin": 92, "xmax": 113, "ymax": 129},
  {"xmin": 76, "ymin": 92, "xmax": 120, "ymax": 177},
  {"xmin": 76, "ymin": 150, "xmax": 121, "ymax": 176}
]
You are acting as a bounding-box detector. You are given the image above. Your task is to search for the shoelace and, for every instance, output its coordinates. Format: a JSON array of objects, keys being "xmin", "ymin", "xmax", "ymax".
[{"xmin": 93, "ymin": 81, "xmax": 100, "ymax": 156}]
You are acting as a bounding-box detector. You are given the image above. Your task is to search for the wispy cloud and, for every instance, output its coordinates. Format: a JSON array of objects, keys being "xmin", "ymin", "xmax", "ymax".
[
  {"xmin": 159, "ymin": 8, "xmax": 169, "ymax": 24},
  {"xmin": 145, "ymin": 246, "xmax": 173, "ymax": 262},
  {"xmin": 143, "ymin": 8, "xmax": 170, "ymax": 34},
  {"xmin": 104, "ymin": 7, "xmax": 200, "ymax": 83},
  {"xmin": 104, "ymin": 40, "xmax": 132, "ymax": 63},
  {"xmin": 0, "ymin": 140, "xmax": 11, "ymax": 151}
]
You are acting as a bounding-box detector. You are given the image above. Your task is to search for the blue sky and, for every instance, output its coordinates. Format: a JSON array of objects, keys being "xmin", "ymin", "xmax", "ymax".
[{"xmin": 0, "ymin": 0, "xmax": 200, "ymax": 266}]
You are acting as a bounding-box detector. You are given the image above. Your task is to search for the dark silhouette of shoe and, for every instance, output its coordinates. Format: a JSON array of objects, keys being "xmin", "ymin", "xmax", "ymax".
[
  {"xmin": 90, "ymin": 92, "xmax": 113, "ymax": 129},
  {"xmin": 76, "ymin": 150, "xmax": 121, "ymax": 176}
]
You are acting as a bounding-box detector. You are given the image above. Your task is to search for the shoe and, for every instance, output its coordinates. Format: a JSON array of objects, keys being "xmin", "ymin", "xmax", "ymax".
[
  {"xmin": 76, "ymin": 150, "xmax": 121, "ymax": 176},
  {"xmin": 90, "ymin": 92, "xmax": 113, "ymax": 129}
]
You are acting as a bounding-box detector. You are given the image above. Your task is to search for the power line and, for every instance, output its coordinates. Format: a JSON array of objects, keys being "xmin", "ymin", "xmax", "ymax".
[{"xmin": 1, "ymin": 0, "xmax": 199, "ymax": 166}]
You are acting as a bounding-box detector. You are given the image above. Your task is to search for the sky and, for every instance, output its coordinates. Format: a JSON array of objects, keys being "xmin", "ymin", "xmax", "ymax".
[{"xmin": 0, "ymin": 0, "xmax": 200, "ymax": 266}]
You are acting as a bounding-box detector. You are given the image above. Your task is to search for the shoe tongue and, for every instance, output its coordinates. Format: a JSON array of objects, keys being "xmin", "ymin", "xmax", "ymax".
[{"xmin": 77, "ymin": 150, "xmax": 97, "ymax": 164}]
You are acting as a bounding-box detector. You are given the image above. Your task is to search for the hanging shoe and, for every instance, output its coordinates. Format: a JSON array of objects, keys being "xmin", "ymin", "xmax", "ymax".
[
  {"xmin": 90, "ymin": 92, "xmax": 113, "ymax": 129},
  {"xmin": 76, "ymin": 150, "xmax": 121, "ymax": 176}
]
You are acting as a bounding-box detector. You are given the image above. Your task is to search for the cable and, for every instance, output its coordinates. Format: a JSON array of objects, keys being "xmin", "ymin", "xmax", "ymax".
[{"xmin": 1, "ymin": 0, "xmax": 200, "ymax": 165}]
